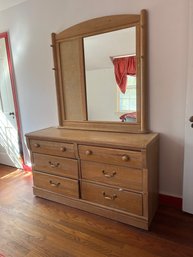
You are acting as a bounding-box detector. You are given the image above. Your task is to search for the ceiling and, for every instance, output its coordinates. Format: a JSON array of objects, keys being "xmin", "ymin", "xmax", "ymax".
[
  {"xmin": 0, "ymin": 0, "xmax": 28, "ymax": 11},
  {"xmin": 84, "ymin": 27, "xmax": 136, "ymax": 71}
]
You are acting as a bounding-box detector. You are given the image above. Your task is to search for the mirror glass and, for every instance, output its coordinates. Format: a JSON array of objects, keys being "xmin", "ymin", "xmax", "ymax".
[{"xmin": 84, "ymin": 27, "xmax": 137, "ymax": 123}]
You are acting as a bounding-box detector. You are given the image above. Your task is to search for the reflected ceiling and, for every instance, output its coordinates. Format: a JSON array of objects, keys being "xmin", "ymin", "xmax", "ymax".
[{"xmin": 0, "ymin": 0, "xmax": 28, "ymax": 11}]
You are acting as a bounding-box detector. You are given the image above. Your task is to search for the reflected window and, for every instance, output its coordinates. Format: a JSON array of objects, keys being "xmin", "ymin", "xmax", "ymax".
[
  {"xmin": 118, "ymin": 75, "xmax": 136, "ymax": 113},
  {"xmin": 117, "ymin": 75, "xmax": 137, "ymax": 122}
]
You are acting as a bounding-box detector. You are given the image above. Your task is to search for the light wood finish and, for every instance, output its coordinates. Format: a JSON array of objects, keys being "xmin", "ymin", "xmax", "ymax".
[
  {"xmin": 52, "ymin": 10, "xmax": 148, "ymax": 133},
  {"xmin": 33, "ymin": 171, "xmax": 79, "ymax": 198},
  {"xmin": 60, "ymin": 120, "xmax": 147, "ymax": 133},
  {"xmin": 51, "ymin": 33, "xmax": 63, "ymax": 125},
  {"xmin": 146, "ymin": 139, "xmax": 159, "ymax": 221},
  {"xmin": 26, "ymin": 127, "xmax": 159, "ymax": 230},
  {"xmin": 33, "ymin": 187, "xmax": 149, "ymax": 229},
  {"xmin": 30, "ymin": 139, "xmax": 75, "ymax": 158},
  {"xmin": 140, "ymin": 9, "xmax": 148, "ymax": 131},
  {"xmin": 56, "ymin": 15, "xmax": 140, "ymax": 40},
  {"xmin": 1, "ymin": 165, "xmax": 193, "ymax": 257},
  {"xmin": 33, "ymin": 153, "xmax": 78, "ymax": 179},
  {"xmin": 27, "ymin": 127, "xmax": 157, "ymax": 149},
  {"xmin": 81, "ymin": 181, "xmax": 143, "ymax": 216},
  {"xmin": 79, "ymin": 145, "xmax": 142, "ymax": 168},
  {"xmin": 59, "ymin": 38, "xmax": 87, "ymax": 120},
  {"xmin": 81, "ymin": 160, "xmax": 143, "ymax": 191}
]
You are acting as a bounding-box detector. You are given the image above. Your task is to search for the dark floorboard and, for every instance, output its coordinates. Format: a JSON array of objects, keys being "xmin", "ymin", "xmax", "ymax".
[{"xmin": 0, "ymin": 164, "xmax": 193, "ymax": 257}]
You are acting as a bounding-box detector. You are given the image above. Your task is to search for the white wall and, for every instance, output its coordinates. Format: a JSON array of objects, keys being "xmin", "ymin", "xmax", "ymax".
[
  {"xmin": 86, "ymin": 68, "xmax": 119, "ymax": 122},
  {"xmin": 0, "ymin": 0, "xmax": 189, "ymax": 197}
]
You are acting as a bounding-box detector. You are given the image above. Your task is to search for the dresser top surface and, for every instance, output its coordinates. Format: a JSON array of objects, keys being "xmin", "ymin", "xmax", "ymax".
[{"xmin": 26, "ymin": 127, "xmax": 159, "ymax": 149}]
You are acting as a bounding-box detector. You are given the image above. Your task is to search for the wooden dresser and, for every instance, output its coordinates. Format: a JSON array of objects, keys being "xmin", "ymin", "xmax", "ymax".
[{"xmin": 26, "ymin": 127, "xmax": 159, "ymax": 230}]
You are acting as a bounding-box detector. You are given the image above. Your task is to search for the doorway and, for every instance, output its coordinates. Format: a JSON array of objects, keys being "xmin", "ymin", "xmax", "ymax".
[
  {"xmin": 183, "ymin": 1, "xmax": 193, "ymax": 214},
  {"xmin": 0, "ymin": 32, "xmax": 22, "ymax": 168}
]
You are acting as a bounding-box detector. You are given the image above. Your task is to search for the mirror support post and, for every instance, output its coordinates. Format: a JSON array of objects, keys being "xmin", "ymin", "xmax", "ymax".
[
  {"xmin": 140, "ymin": 9, "xmax": 148, "ymax": 132},
  {"xmin": 51, "ymin": 33, "xmax": 65, "ymax": 126}
]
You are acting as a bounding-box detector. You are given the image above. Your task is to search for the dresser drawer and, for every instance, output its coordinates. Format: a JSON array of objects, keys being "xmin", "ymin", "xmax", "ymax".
[
  {"xmin": 81, "ymin": 160, "xmax": 142, "ymax": 191},
  {"xmin": 30, "ymin": 139, "xmax": 75, "ymax": 158},
  {"xmin": 78, "ymin": 145, "xmax": 142, "ymax": 168},
  {"xmin": 33, "ymin": 171, "xmax": 79, "ymax": 198},
  {"xmin": 81, "ymin": 181, "xmax": 142, "ymax": 216},
  {"xmin": 33, "ymin": 153, "xmax": 78, "ymax": 179}
]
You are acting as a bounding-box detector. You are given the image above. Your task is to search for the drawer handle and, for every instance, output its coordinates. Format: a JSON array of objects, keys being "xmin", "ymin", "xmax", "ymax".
[
  {"xmin": 34, "ymin": 143, "xmax": 40, "ymax": 148},
  {"xmin": 60, "ymin": 147, "xmax": 66, "ymax": 152},
  {"xmin": 102, "ymin": 191, "xmax": 117, "ymax": 201},
  {"xmin": 49, "ymin": 180, "xmax": 60, "ymax": 187},
  {"xmin": 49, "ymin": 161, "xmax": 60, "ymax": 168},
  {"xmin": 122, "ymin": 155, "xmax": 129, "ymax": 161},
  {"xmin": 102, "ymin": 170, "xmax": 116, "ymax": 178},
  {"xmin": 85, "ymin": 150, "xmax": 92, "ymax": 156}
]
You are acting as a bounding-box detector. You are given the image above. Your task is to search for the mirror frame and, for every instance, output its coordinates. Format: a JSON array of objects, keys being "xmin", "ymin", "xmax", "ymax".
[{"xmin": 51, "ymin": 9, "xmax": 148, "ymax": 133}]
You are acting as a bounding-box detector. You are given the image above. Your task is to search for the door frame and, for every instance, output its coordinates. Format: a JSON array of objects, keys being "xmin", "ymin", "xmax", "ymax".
[
  {"xmin": 0, "ymin": 31, "xmax": 26, "ymax": 169},
  {"xmin": 182, "ymin": 0, "xmax": 193, "ymax": 214}
]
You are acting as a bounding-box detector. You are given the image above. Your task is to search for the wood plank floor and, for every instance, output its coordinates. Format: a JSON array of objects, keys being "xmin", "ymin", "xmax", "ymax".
[{"xmin": 0, "ymin": 164, "xmax": 193, "ymax": 257}]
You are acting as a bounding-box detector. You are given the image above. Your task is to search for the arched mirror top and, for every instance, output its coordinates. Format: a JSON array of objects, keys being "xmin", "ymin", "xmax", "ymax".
[{"xmin": 52, "ymin": 9, "xmax": 148, "ymax": 133}]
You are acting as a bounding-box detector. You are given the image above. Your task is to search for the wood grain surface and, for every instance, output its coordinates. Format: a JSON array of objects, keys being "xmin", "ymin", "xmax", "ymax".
[{"xmin": 0, "ymin": 164, "xmax": 193, "ymax": 257}]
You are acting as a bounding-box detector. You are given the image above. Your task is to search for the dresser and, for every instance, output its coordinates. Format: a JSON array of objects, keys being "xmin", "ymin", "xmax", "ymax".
[
  {"xmin": 26, "ymin": 127, "xmax": 159, "ymax": 230},
  {"xmin": 26, "ymin": 11, "xmax": 159, "ymax": 230}
]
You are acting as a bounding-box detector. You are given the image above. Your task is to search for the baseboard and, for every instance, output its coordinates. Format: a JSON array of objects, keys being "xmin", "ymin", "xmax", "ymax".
[{"xmin": 159, "ymin": 194, "xmax": 182, "ymax": 210}]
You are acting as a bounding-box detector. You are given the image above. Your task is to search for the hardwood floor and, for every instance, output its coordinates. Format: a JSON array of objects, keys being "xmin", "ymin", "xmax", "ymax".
[{"xmin": 0, "ymin": 164, "xmax": 193, "ymax": 257}]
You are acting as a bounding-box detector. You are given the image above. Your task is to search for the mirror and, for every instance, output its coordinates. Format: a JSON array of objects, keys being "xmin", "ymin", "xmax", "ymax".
[
  {"xmin": 52, "ymin": 10, "xmax": 148, "ymax": 133},
  {"xmin": 84, "ymin": 27, "xmax": 137, "ymax": 122}
]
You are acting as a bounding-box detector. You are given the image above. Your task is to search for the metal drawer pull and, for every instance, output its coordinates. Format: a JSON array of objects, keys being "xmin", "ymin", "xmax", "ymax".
[
  {"xmin": 34, "ymin": 143, "xmax": 40, "ymax": 148},
  {"xmin": 122, "ymin": 155, "xmax": 129, "ymax": 161},
  {"xmin": 102, "ymin": 170, "xmax": 116, "ymax": 178},
  {"xmin": 102, "ymin": 191, "xmax": 117, "ymax": 200},
  {"xmin": 85, "ymin": 150, "xmax": 92, "ymax": 156},
  {"xmin": 60, "ymin": 147, "xmax": 66, "ymax": 152},
  {"xmin": 49, "ymin": 161, "xmax": 60, "ymax": 168},
  {"xmin": 49, "ymin": 180, "xmax": 60, "ymax": 187}
]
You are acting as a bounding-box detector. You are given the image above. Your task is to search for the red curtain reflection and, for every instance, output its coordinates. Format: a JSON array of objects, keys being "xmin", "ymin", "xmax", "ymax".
[{"xmin": 113, "ymin": 56, "xmax": 136, "ymax": 94}]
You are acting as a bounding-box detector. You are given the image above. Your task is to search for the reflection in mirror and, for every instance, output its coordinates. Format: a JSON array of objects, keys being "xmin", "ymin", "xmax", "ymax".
[{"xmin": 84, "ymin": 27, "xmax": 137, "ymax": 123}]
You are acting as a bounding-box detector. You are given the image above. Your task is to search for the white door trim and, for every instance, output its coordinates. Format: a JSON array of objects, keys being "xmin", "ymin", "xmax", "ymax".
[{"xmin": 183, "ymin": 0, "xmax": 193, "ymax": 213}]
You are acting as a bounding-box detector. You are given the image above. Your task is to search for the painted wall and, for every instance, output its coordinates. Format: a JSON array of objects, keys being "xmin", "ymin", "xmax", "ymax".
[
  {"xmin": 0, "ymin": 0, "xmax": 189, "ymax": 197},
  {"xmin": 86, "ymin": 68, "xmax": 119, "ymax": 122}
]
